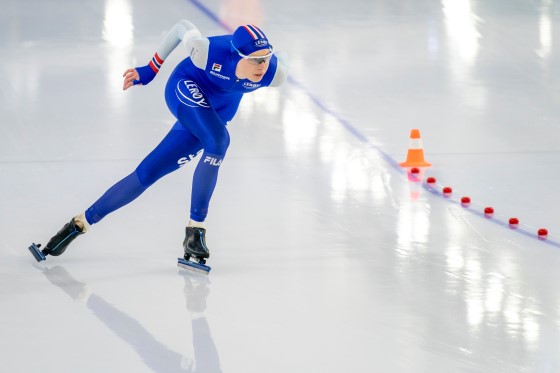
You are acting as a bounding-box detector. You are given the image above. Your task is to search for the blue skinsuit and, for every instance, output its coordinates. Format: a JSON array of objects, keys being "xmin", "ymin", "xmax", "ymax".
[{"xmin": 85, "ymin": 34, "xmax": 281, "ymax": 224}]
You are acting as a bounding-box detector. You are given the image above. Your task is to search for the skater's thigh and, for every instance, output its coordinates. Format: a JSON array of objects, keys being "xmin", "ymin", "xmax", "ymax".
[
  {"xmin": 167, "ymin": 78, "xmax": 229, "ymax": 155},
  {"xmin": 177, "ymin": 104, "xmax": 230, "ymax": 156},
  {"xmin": 135, "ymin": 123, "xmax": 202, "ymax": 186}
]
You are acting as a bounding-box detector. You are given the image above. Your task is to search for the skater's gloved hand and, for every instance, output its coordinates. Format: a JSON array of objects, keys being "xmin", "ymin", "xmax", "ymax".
[
  {"xmin": 123, "ymin": 53, "xmax": 164, "ymax": 90},
  {"xmin": 122, "ymin": 65, "xmax": 156, "ymax": 90}
]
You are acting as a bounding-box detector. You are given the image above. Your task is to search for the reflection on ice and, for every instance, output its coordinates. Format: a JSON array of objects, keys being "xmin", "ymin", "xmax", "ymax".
[{"xmin": 37, "ymin": 265, "xmax": 222, "ymax": 373}]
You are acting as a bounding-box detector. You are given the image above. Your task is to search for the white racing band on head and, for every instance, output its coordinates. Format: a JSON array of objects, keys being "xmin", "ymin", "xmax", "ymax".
[{"xmin": 230, "ymin": 41, "xmax": 274, "ymax": 60}]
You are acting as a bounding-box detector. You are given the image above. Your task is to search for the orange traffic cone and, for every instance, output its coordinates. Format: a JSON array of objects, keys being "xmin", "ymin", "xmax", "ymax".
[{"xmin": 400, "ymin": 129, "xmax": 431, "ymax": 167}]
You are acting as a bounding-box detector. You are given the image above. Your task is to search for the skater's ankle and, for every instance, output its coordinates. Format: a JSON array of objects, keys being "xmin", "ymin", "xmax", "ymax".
[
  {"xmin": 188, "ymin": 219, "xmax": 205, "ymax": 229},
  {"xmin": 74, "ymin": 213, "xmax": 91, "ymax": 233}
]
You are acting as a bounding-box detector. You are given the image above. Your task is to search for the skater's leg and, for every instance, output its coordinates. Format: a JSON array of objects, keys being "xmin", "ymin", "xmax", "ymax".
[
  {"xmin": 85, "ymin": 122, "xmax": 202, "ymax": 224},
  {"xmin": 167, "ymin": 79, "xmax": 231, "ymax": 265},
  {"xmin": 84, "ymin": 172, "xmax": 148, "ymax": 225},
  {"xmin": 176, "ymin": 103, "xmax": 230, "ymax": 224},
  {"xmin": 33, "ymin": 123, "xmax": 202, "ymax": 261},
  {"xmin": 175, "ymin": 103, "xmax": 229, "ymax": 262}
]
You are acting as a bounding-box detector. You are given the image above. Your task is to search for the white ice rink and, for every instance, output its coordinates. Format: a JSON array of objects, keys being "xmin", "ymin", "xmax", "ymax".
[{"xmin": 2, "ymin": 0, "xmax": 560, "ymax": 372}]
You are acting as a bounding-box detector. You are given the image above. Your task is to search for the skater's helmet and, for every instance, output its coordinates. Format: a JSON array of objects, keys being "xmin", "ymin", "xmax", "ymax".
[{"xmin": 230, "ymin": 25, "xmax": 273, "ymax": 59}]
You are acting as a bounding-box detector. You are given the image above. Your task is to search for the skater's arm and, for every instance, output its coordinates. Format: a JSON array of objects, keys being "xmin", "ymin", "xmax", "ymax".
[
  {"xmin": 157, "ymin": 19, "xmax": 202, "ymax": 62},
  {"xmin": 184, "ymin": 34, "xmax": 209, "ymax": 70},
  {"xmin": 123, "ymin": 20, "xmax": 203, "ymax": 90}
]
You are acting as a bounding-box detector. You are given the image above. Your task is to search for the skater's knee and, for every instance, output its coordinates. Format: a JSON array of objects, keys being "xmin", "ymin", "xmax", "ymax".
[
  {"xmin": 212, "ymin": 134, "xmax": 230, "ymax": 155},
  {"xmin": 205, "ymin": 130, "xmax": 230, "ymax": 156}
]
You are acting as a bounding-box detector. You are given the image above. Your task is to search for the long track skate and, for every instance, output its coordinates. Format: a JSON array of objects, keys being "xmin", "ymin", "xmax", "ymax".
[
  {"xmin": 178, "ymin": 226, "xmax": 211, "ymax": 274},
  {"xmin": 28, "ymin": 243, "xmax": 47, "ymax": 262},
  {"xmin": 27, "ymin": 218, "xmax": 84, "ymax": 262},
  {"xmin": 177, "ymin": 255, "xmax": 211, "ymax": 275}
]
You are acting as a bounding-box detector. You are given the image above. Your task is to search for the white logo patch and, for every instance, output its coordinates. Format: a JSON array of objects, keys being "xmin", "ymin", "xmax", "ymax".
[
  {"xmin": 177, "ymin": 150, "xmax": 202, "ymax": 167},
  {"xmin": 203, "ymin": 156, "xmax": 222, "ymax": 166},
  {"xmin": 176, "ymin": 80, "xmax": 210, "ymax": 108},
  {"xmin": 255, "ymin": 39, "xmax": 268, "ymax": 47},
  {"xmin": 243, "ymin": 82, "xmax": 261, "ymax": 89}
]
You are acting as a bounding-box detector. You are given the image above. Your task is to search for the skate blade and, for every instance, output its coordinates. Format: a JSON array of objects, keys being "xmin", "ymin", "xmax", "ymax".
[
  {"xmin": 28, "ymin": 243, "xmax": 46, "ymax": 262},
  {"xmin": 177, "ymin": 258, "xmax": 211, "ymax": 275}
]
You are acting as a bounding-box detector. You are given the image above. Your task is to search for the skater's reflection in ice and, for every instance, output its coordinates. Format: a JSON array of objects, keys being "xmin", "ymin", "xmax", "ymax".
[
  {"xmin": 178, "ymin": 271, "xmax": 222, "ymax": 373},
  {"xmin": 36, "ymin": 266, "xmax": 222, "ymax": 373}
]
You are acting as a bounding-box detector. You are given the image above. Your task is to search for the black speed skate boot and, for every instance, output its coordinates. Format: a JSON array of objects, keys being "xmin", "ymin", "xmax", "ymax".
[
  {"xmin": 28, "ymin": 217, "xmax": 86, "ymax": 262},
  {"xmin": 177, "ymin": 227, "xmax": 212, "ymax": 274},
  {"xmin": 183, "ymin": 227, "xmax": 210, "ymax": 260}
]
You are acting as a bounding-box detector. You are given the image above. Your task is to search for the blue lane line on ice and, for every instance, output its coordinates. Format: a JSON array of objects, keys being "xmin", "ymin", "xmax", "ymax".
[
  {"xmin": 188, "ymin": 0, "xmax": 231, "ymax": 31},
  {"xmin": 190, "ymin": 0, "xmax": 405, "ymax": 172},
  {"xmin": 186, "ymin": 0, "xmax": 559, "ymax": 248},
  {"xmin": 423, "ymin": 184, "xmax": 560, "ymax": 248},
  {"xmin": 285, "ymin": 77, "xmax": 404, "ymax": 172}
]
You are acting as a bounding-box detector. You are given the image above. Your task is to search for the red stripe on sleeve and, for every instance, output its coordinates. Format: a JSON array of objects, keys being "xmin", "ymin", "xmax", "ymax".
[
  {"xmin": 153, "ymin": 53, "xmax": 164, "ymax": 64},
  {"xmin": 148, "ymin": 61, "xmax": 159, "ymax": 73}
]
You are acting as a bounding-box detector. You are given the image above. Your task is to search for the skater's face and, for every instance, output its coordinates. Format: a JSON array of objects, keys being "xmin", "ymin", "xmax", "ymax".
[{"xmin": 235, "ymin": 49, "xmax": 272, "ymax": 82}]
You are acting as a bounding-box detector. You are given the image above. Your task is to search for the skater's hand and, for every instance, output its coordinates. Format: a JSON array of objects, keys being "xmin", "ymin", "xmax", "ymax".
[
  {"xmin": 123, "ymin": 64, "xmax": 157, "ymax": 90},
  {"xmin": 122, "ymin": 68, "xmax": 140, "ymax": 90}
]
